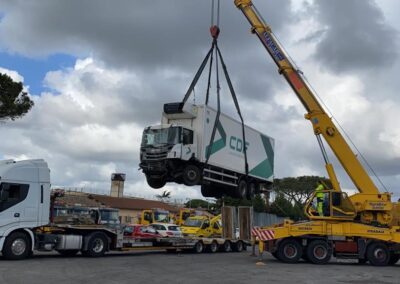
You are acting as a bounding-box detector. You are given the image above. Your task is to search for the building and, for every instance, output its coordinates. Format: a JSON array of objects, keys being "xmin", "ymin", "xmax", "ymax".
[
  {"xmin": 56, "ymin": 190, "xmax": 178, "ymax": 224},
  {"xmin": 90, "ymin": 194, "xmax": 178, "ymax": 224}
]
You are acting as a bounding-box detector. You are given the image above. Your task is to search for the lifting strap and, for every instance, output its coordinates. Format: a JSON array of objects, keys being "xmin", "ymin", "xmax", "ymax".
[{"xmin": 181, "ymin": 0, "xmax": 249, "ymax": 177}]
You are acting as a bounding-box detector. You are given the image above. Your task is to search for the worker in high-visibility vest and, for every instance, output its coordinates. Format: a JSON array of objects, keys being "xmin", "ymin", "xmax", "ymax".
[{"xmin": 315, "ymin": 181, "xmax": 325, "ymax": 216}]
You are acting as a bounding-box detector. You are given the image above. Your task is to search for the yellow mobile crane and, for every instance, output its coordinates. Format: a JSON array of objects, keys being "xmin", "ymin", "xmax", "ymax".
[{"xmin": 234, "ymin": 0, "xmax": 400, "ymax": 265}]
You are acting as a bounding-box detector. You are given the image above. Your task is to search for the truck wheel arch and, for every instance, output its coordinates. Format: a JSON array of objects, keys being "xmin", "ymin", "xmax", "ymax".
[{"xmin": 0, "ymin": 228, "xmax": 35, "ymax": 253}]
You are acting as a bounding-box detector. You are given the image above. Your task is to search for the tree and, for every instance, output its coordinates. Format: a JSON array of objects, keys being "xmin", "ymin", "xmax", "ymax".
[
  {"xmin": 0, "ymin": 73, "xmax": 34, "ymax": 121},
  {"xmin": 270, "ymin": 176, "xmax": 332, "ymax": 220},
  {"xmin": 185, "ymin": 199, "xmax": 211, "ymax": 209},
  {"xmin": 214, "ymin": 194, "xmax": 267, "ymax": 213},
  {"xmin": 273, "ymin": 176, "xmax": 332, "ymax": 208},
  {"xmin": 155, "ymin": 190, "xmax": 171, "ymax": 202}
]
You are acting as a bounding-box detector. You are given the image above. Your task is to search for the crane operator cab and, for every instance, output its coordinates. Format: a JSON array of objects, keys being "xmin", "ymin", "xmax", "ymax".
[{"xmin": 306, "ymin": 190, "xmax": 356, "ymax": 220}]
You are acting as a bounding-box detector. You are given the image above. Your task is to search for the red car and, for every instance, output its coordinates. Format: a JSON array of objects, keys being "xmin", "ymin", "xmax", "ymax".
[{"xmin": 124, "ymin": 224, "xmax": 162, "ymax": 239}]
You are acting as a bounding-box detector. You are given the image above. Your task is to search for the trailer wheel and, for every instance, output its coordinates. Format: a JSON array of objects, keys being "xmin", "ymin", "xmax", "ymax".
[
  {"xmin": 277, "ymin": 238, "xmax": 302, "ymax": 264},
  {"xmin": 193, "ymin": 241, "xmax": 204, "ymax": 253},
  {"xmin": 146, "ymin": 176, "xmax": 167, "ymax": 189},
  {"xmin": 235, "ymin": 179, "xmax": 247, "ymax": 199},
  {"xmin": 183, "ymin": 165, "xmax": 201, "ymax": 186},
  {"xmin": 233, "ymin": 241, "xmax": 244, "ymax": 252},
  {"xmin": 306, "ymin": 240, "xmax": 332, "ymax": 265},
  {"xmin": 57, "ymin": 249, "xmax": 79, "ymax": 257},
  {"xmin": 82, "ymin": 232, "xmax": 108, "ymax": 257},
  {"xmin": 366, "ymin": 242, "xmax": 390, "ymax": 266},
  {"xmin": 208, "ymin": 241, "xmax": 218, "ymax": 253},
  {"xmin": 389, "ymin": 253, "xmax": 400, "ymax": 265},
  {"xmin": 2, "ymin": 232, "xmax": 31, "ymax": 260},
  {"xmin": 222, "ymin": 241, "xmax": 232, "ymax": 252}
]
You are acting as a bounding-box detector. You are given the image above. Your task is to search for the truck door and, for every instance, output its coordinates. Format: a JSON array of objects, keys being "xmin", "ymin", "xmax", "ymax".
[
  {"xmin": 0, "ymin": 183, "xmax": 29, "ymax": 231},
  {"xmin": 181, "ymin": 128, "xmax": 194, "ymax": 161}
]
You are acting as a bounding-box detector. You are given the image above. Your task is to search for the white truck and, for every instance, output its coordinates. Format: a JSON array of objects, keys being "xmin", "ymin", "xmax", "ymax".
[
  {"xmin": 0, "ymin": 159, "xmax": 251, "ymax": 260},
  {"xmin": 140, "ymin": 103, "xmax": 274, "ymax": 199}
]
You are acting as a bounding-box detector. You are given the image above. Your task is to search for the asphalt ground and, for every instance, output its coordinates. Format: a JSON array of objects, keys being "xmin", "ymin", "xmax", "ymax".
[{"xmin": 0, "ymin": 249, "xmax": 399, "ymax": 284}]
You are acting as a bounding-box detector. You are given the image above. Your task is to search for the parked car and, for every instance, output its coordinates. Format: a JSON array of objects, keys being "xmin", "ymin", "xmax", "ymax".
[
  {"xmin": 150, "ymin": 223, "xmax": 183, "ymax": 238},
  {"xmin": 124, "ymin": 224, "xmax": 162, "ymax": 239}
]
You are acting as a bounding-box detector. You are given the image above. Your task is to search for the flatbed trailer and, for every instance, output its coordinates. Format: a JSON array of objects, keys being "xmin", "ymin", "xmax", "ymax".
[{"xmin": 28, "ymin": 224, "xmax": 249, "ymax": 258}]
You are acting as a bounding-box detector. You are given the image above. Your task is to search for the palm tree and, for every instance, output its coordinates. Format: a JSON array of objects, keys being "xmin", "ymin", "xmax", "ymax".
[{"xmin": 155, "ymin": 190, "xmax": 171, "ymax": 202}]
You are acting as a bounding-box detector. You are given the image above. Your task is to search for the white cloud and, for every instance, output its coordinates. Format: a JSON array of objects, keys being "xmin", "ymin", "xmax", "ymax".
[{"xmin": 0, "ymin": 66, "xmax": 24, "ymax": 82}]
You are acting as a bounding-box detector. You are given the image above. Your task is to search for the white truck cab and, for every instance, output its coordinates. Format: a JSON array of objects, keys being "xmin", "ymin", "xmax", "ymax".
[{"xmin": 0, "ymin": 159, "xmax": 50, "ymax": 258}]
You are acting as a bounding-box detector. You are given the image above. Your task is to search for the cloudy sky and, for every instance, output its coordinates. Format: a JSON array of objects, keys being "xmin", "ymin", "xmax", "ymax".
[{"xmin": 0, "ymin": 0, "xmax": 399, "ymax": 201}]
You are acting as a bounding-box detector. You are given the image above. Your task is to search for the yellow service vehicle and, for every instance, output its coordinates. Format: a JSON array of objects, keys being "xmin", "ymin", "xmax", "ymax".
[
  {"xmin": 140, "ymin": 208, "xmax": 171, "ymax": 225},
  {"xmin": 234, "ymin": 0, "xmax": 400, "ymax": 266},
  {"xmin": 181, "ymin": 215, "xmax": 222, "ymax": 238}
]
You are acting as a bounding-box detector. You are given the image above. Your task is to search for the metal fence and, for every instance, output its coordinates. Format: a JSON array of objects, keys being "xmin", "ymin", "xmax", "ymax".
[{"xmin": 253, "ymin": 212, "xmax": 285, "ymax": 227}]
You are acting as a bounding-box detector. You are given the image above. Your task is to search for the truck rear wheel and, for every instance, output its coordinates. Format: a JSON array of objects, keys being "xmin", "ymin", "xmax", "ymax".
[
  {"xmin": 277, "ymin": 238, "xmax": 302, "ymax": 264},
  {"xmin": 82, "ymin": 232, "xmax": 108, "ymax": 257},
  {"xmin": 183, "ymin": 165, "xmax": 201, "ymax": 186},
  {"xmin": 2, "ymin": 232, "xmax": 31, "ymax": 260},
  {"xmin": 247, "ymin": 183, "xmax": 256, "ymax": 200},
  {"xmin": 306, "ymin": 240, "xmax": 332, "ymax": 264},
  {"xmin": 146, "ymin": 176, "xmax": 166, "ymax": 189},
  {"xmin": 235, "ymin": 179, "xmax": 247, "ymax": 199},
  {"xmin": 367, "ymin": 242, "xmax": 390, "ymax": 266}
]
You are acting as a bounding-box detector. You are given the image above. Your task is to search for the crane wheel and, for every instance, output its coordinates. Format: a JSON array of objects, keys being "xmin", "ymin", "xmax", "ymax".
[
  {"xmin": 306, "ymin": 240, "xmax": 332, "ymax": 265},
  {"xmin": 367, "ymin": 242, "xmax": 390, "ymax": 266},
  {"xmin": 276, "ymin": 238, "xmax": 302, "ymax": 264}
]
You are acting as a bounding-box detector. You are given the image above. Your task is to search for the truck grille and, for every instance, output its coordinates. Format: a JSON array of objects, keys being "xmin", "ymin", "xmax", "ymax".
[{"xmin": 141, "ymin": 146, "xmax": 172, "ymax": 160}]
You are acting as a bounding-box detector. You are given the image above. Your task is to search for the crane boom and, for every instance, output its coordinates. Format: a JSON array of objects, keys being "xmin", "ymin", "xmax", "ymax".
[{"xmin": 234, "ymin": 0, "xmax": 380, "ymax": 195}]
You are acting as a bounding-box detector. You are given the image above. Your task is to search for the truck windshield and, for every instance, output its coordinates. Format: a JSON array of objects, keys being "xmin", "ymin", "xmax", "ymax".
[
  {"xmin": 183, "ymin": 219, "xmax": 203, "ymax": 227},
  {"xmin": 100, "ymin": 209, "xmax": 120, "ymax": 224},
  {"xmin": 141, "ymin": 127, "xmax": 181, "ymax": 147},
  {"xmin": 154, "ymin": 211, "xmax": 170, "ymax": 223}
]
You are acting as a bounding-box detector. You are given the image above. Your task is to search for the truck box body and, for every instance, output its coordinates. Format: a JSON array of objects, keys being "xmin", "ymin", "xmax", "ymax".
[
  {"xmin": 140, "ymin": 103, "xmax": 274, "ymax": 198},
  {"xmin": 162, "ymin": 104, "xmax": 274, "ymax": 181}
]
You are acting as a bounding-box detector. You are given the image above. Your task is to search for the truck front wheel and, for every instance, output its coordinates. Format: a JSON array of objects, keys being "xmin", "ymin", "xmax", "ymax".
[
  {"xmin": 146, "ymin": 176, "xmax": 167, "ymax": 189},
  {"xmin": 183, "ymin": 165, "xmax": 201, "ymax": 186},
  {"xmin": 2, "ymin": 231, "xmax": 31, "ymax": 260}
]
